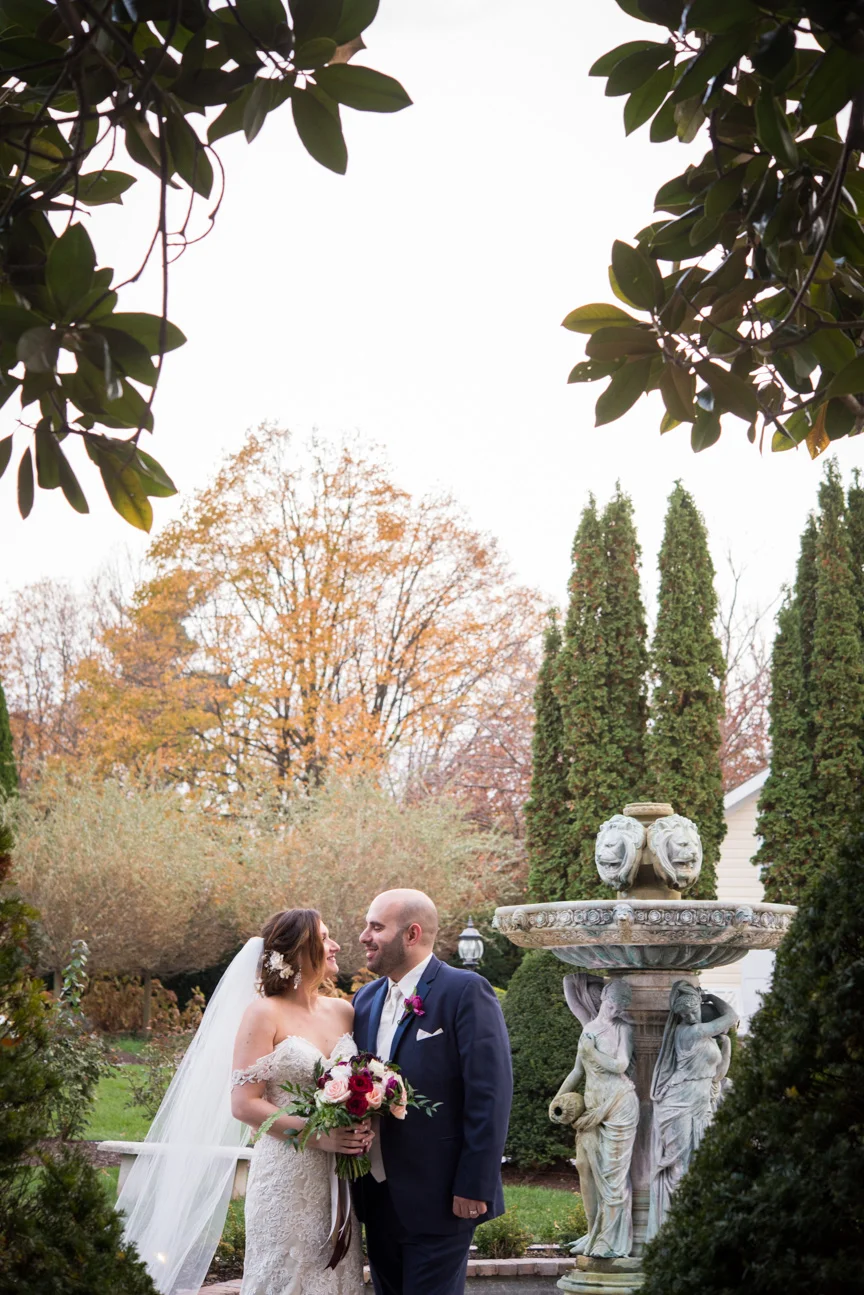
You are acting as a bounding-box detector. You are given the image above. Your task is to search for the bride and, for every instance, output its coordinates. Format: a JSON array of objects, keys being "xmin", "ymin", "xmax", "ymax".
[{"xmin": 116, "ymin": 908, "xmax": 371, "ymax": 1295}]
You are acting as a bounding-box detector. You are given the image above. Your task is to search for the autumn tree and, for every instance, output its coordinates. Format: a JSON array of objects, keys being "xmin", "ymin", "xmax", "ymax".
[
  {"xmin": 11, "ymin": 766, "xmax": 240, "ymax": 1023},
  {"xmin": 526, "ymin": 613, "xmax": 570, "ymax": 901},
  {"xmin": 0, "ymin": 674, "xmax": 15, "ymax": 884},
  {"xmin": 647, "ymin": 484, "xmax": 725, "ymax": 898},
  {"xmin": 76, "ymin": 427, "xmax": 543, "ymax": 793},
  {"xmin": 716, "ymin": 557, "xmax": 771, "ymax": 792}
]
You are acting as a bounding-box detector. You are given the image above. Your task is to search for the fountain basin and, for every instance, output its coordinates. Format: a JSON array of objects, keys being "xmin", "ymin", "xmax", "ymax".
[{"xmin": 493, "ymin": 899, "xmax": 795, "ymax": 971}]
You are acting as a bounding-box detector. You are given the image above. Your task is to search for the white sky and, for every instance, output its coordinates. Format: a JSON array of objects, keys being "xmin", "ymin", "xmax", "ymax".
[{"xmin": 2, "ymin": 0, "xmax": 863, "ymax": 621}]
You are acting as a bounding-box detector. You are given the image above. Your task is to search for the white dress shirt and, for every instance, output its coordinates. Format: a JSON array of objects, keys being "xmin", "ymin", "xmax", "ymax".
[
  {"xmin": 369, "ymin": 952, "xmax": 434, "ymax": 1183},
  {"xmin": 375, "ymin": 952, "xmax": 434, "ymax": 1062}
]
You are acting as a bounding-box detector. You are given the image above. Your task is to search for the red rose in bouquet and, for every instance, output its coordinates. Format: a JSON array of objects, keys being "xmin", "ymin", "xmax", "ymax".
[
  {"xmin": 348, "ymin": 1071, "xmax": 374, "ymax": 1095},
  {"xmin": 345, "ymin": 1092, "xmax": 370, "ymax": 1117}
]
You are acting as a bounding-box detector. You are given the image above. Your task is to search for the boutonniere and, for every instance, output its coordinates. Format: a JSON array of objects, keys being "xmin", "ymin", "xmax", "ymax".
[{"xmin": 400, "ymin": 993, "xmax": 426, "ymax": 1023}]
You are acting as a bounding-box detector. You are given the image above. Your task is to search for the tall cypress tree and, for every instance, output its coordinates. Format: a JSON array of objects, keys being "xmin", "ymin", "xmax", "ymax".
[
  {"xmin": 646, "ymin": 483, "xmax": 726, "ymax": 899},
  {"xmin": 526, "ymin": 613, "xmax": 571, "ymax": 901},
  {"xmin": 810, "ymin": 461, "xmax": 864, "ymax": 873},
  {"xmin": 845, "ymin": 470, "xmax": 864, "ymax": 639},
  {"xmin": 754, "ymin": 594, "xmax": 816, "ymax": 903},
  {"xmin": 555, "ymin": 491, "xmax": 649, "ymax": 899},
  {"xmin": 603, "ymin": 486, "xmax": 649, "ymax": 798},
  {"xmin": 555, "ymin": 499, "xmax": 610, "ymax": 899}
]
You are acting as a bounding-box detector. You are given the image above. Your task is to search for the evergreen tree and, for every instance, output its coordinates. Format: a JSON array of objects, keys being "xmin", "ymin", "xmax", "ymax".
[
  {"xmin": 796, "ymin": 513, "xmax": 819, "ymax": 701},
  {"xmin": 502, "ymin": 951, "xmax": 583, "ymax": 1167},
  {"xmin": 526, "ymin": 613, "xmax": 571, "ymax": 901},
  {"xmin": 754, "ymin": 595, "xmax": 817, "ymax": 903},
  {"xmin": 641, "ymin": 831, "xmax": 864, "ymax": 1295},
  {"xmin": 554, "ymin": 491, "xmax": 649, "ymax": 898},
  {"xmin": 845, "ymin": 470, "xmax": 864, "ymax": 639},
  {"xmin": 555, "ymin": 499, "xmax": 610, "ymax": 899},
  {"xmin": 646, "ymin": 484, "xmax": 725, "ymax": 898},
  {"xmin": 810, "ymin": 462, "xmax": 864, "ymax": 874},
  {"xmin": 602, "ymin": 487, "xmax": 649, "ymax": 804}
]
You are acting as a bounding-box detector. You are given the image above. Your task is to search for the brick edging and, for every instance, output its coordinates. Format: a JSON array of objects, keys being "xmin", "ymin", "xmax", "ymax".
[{"xmin": 203, "ymin": 1257, "xmax": 577, "ymax": 1291}]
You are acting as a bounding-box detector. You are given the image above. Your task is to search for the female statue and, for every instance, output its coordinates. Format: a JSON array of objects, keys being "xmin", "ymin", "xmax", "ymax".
[
  {"xmin": 646, "ymin": 982, "xmax": 738, "ymax": 1239},
  {"xmin": 550, "ymin": 976, "xmax": 639, "ymax": 1258}
]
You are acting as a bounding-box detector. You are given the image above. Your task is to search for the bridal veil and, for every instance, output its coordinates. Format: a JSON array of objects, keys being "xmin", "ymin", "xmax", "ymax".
[{"xmin": 116, "ymin": 936, "xmax": 263, "ymax": 1294}]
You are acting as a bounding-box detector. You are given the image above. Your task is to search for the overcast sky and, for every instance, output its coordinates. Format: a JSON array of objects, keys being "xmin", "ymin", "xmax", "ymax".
[{"xmin": 3, "ymin": 0, "xmax": 863, "ymax": 623}]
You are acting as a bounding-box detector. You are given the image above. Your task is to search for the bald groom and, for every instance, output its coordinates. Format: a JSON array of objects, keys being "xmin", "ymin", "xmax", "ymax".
[{"xmin": 351, "ymin": 889, "xmax": 513, "ymax": 1295}]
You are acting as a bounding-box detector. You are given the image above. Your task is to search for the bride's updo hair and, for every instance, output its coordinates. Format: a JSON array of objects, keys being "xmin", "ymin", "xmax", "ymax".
[{"xmin": 258, "ymin": 908, "xmax": 325, "ymax": 997}]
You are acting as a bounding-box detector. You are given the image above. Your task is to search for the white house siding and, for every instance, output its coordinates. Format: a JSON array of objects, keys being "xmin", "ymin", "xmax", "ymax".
[{"xmin": 700, "ymin": 770, "xmax": 773, "ymax": 1032}]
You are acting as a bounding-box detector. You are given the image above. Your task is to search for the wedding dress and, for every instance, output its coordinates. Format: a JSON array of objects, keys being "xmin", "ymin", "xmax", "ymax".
[{"xmin": 231, "ymin": 1031, "xmax": 364, "ymax": 1295}]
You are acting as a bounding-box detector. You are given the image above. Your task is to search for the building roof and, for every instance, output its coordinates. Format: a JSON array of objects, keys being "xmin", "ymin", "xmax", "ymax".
[{"xmin": 724, "ymin": 767, "xmax": 769, "ymax": 813}]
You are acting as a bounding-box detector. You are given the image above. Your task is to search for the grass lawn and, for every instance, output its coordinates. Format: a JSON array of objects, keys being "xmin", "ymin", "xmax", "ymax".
[
  {"xmin": 501, "ymin": 1184, "xmax": 585, "ymax": 1242},
  {"xmin": 108, "ymin": 1035, "xmax": 148, "ymax": 1058},
  {"xmin": 84, "ymin": 1069, "xmax": 150, "ymax": 1142}
]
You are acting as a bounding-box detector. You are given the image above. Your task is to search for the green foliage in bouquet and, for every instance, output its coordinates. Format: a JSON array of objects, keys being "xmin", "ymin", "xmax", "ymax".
[
  {"xmin": 566, "ymin": 1, "xmax": 864, "ymax": 459},
  {"xmin": 642, "ymin": 827, "xmax": 864, "ymax": 1295},
  {"xmin": 503, "ymin": 951, "xmax": 583, "ymax": 1168}
]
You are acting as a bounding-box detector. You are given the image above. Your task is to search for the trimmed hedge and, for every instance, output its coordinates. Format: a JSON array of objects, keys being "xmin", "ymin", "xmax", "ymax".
[
  {"xmin": 503, "ymin": 950, "xmax": 582, "ymax": 1167},
  {"xmin": 642, "ymin": 831, "xmax": 864, "ymax": 1295}
]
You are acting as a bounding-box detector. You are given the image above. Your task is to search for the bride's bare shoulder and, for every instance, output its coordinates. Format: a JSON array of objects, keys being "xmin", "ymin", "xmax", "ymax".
[{"xmin": 320, "ymin": 993, "xmax": 354, "ymax": 1030}]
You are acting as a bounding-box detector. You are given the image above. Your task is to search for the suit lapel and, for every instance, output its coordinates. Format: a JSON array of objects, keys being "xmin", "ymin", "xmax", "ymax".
[
  {"xmin": 389, "ymin": 955, "xmax": 442, "ymax": 1063},
  {"xmin": 365, "ymin": 976, "xmax": 389, "ymax": 1054}
]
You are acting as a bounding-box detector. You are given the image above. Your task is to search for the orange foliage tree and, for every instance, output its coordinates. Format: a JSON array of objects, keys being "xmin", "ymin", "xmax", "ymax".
[{"xmin": 77, "ymin": 427, "xmax": 544, "ymax": 793}]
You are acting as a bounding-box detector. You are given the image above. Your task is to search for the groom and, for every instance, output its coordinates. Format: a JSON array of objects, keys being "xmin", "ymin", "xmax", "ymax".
[{"xmin": 351, "ymin": 888, "xmax": 512, "ymax": 1295}]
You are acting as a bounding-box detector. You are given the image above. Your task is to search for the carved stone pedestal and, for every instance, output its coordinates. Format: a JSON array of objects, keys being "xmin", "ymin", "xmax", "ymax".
[{"xmin": 557, "ymin": 1255, "xmax": 644, "ymax": 1294}]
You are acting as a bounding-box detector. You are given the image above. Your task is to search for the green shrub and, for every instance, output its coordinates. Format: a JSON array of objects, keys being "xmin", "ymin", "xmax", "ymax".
[
  {"xmin": 44, "ymin": 941, "xmax": 113, "ymax": 1141},
  {"xmin": 503, "ymin": 950, "xmax": 582, "ymax": 1167},
  {"xmin": 474, "ymin": 1209, "xmax": 531, "ymax": 1259},
  {"xmin": 127, "ymin": 1031, "xmax": 192, "ymax": 1121},
  {"xmin": 0, "ymin": 892, "xmax": 157, "ymax": 1293},
  {"xmin": 642, "ymin": 832, "xmax": 864, "ymax": 1295},
  {"xmin": 210, "ymin": 1201, "xmax": 246, "ymax": 1283}
]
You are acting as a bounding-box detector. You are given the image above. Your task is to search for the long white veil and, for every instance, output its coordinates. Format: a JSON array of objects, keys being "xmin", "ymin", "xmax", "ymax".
[{"xmin": 117, "ymin": 937, "xmax": 263, "ymax": 1295}]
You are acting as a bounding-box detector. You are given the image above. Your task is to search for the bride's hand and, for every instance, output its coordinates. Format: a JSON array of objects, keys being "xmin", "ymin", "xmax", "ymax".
[{"xmin": 313, "ymin": 1120, "xmax": 374, "ymax": 1156}]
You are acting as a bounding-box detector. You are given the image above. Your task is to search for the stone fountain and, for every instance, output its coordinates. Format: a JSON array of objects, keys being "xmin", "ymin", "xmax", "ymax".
[{"xmin": 494, "ymin": 803, "xmax": 795, "ymax": 1294}]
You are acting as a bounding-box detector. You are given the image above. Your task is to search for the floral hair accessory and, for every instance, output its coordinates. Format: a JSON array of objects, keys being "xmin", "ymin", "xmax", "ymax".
[
  {"xmin": 266, "ymin": 950, "xmax": 295, "ymax": 980},
  {"xmin": 400, "ymin": 993, "xmax": 425, "ymax": 1022}
]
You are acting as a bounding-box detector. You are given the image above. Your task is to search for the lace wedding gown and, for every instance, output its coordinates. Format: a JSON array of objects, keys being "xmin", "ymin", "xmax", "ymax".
[{"xmin": 231, "ymin": 1032, "xmax": 364, "ymax": 1295}]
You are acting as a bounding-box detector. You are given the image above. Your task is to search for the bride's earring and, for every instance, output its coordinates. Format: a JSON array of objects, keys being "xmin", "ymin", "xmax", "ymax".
[{"xmin": 293, "ymin": 969, "xmax": 302, "ymax": 989}]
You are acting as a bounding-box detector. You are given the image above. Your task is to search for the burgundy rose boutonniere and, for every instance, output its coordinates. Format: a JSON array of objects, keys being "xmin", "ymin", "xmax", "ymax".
[{"xmin": 400, "ymin": 993, "xmax": 425, "ymax": 1023}]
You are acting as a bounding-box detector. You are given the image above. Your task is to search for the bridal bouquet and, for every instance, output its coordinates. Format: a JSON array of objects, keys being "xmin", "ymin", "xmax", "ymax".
[{"xmin": 264, "ymin": 1052, "xmax": 439, "ymax": 1180}]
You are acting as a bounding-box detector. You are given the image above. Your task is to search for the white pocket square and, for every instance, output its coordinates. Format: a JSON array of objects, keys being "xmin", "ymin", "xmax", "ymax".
[{"xmin": 416, "ymin": 1027, "xmax": 443, "ymax": 1040}]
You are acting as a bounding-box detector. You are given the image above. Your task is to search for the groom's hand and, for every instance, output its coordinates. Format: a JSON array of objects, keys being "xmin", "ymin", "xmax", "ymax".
[{"xmin": 453, "ymin": 1196, "xmax": 487, "ymax": 1220}]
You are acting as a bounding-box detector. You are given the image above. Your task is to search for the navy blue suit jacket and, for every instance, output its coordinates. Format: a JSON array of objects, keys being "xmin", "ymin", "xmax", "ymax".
[{"xmin": 351, "ymin": 955, "xmax": 512, "ymax": 1235}]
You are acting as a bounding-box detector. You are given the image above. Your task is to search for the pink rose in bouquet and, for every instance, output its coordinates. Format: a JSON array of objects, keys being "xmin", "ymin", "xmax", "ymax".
[{"xmin": 275, "ymin": 1050, "xmax": 440, "ymax": 1180}]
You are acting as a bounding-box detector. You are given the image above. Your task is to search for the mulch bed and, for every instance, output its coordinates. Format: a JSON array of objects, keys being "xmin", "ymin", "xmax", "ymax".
[
  {"xmin": 502, "ymin": 1159, "xmax": 578, "ymax": 1193},
  {"xmin": 38, "ymin": 1138, "xmax": 121, "ymax": 1168}
]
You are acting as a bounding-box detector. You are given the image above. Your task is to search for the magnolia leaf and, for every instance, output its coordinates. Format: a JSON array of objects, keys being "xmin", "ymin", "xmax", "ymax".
[
  {"xmin": 292, "ymin": 88, "xmax": 347, "ymax": 173},
  {"xmin": 695, "ymin": 360, "xmax": 760, "ymax": 420},
  {"xmin": 610, "ymin": 240, "xmax": 661, "ymax": 311},
  {"xmin": 567, "ymin": 359, "xmax": 623, "ymax": 383},
  {"xmin": 801, "ymin": 45, "xmax": 864, "ymax": 128},
  {"xmin": 589, "ymin": 40, "xmax": 664, "ymax": 77},
  {"xmin": 690, "ymin": 406, "xmax": 722, "ymax": 451},
  {"xmin": 824, "ymin": 355, "xmax": 864, "ymax": 400},
  {"xmin": 755, "ymin": 90, "xmax": 798, "ymax": 170},
  {"xmin": 18, "ymin": 446, "xmax": 34, "ymax": 518},
  {"xmin": 595, "ymin": 357, "xmax": 653, "ymax": 426},
  {"xmin": 805, "ymin": 404, "xmax": 831, "ymax": 460},
  {"xmin": 46, "ymin": 223, "xmax": 96, "ymax": 319},
  {"xmin": 624, "ymin": 61, "xmax": 675, "ymax": 135},
  {"xmin": 561, "ymin": 303, "xmax": 642, "ymax": 333},
  {"xmin": 585, "ymin": 325, "xmax": 659, "ymax": 361},
  {"xmin": 315, "ymin": 64, "xmax": 412, "ymax": 112},
  {"xmin": 34, "ymin": 422, "xmax": 62, "ymax": 488},
  {"xmin": 333, "ymin": 0, "xmax": 379, "ymax": 45},
  {"xmin": 606, "ymin": 45, "xmax": 673, "ymax": 98},
  {"xmin": 0, "ymin": 435, "xmax": 12, "ymax": 480}
]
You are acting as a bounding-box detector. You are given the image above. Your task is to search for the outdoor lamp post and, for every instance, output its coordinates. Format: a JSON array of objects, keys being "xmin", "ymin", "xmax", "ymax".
[{"xmin": 457, "ymin": 917, "xmax": 484, "ymax": 969}]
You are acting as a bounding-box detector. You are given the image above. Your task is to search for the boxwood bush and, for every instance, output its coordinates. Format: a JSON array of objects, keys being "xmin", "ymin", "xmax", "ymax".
[{"xmin": 502, "ymin": 950, "xmax": 583, "ymax": 1167}]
